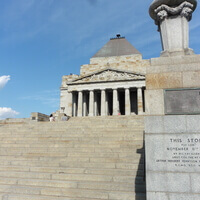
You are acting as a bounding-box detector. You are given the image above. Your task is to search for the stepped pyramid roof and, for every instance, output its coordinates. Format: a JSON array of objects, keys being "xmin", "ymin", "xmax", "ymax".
[{"xmin": 92, "ymin": 35, "xmax": 141, "ymax": 58}]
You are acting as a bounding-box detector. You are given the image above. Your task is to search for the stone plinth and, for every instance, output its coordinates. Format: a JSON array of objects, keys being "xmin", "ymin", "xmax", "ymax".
[{"xmin": 145, "ymin": 115, "xmax": 200, "ymax": 200}]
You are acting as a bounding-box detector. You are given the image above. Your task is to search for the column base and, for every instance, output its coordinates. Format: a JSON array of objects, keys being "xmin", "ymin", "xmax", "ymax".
[{"xmin": 161, "ymin": 48, "xmax": 194, "ymax": 57}]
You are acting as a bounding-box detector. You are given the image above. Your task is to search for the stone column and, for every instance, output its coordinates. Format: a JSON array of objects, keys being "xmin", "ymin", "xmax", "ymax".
[
  {"xmin": 101, "ymin": 89, "xmax": 106, "ymax": 116},
  {"xmin": 83, "ymin": 92, "xmax": 87, "ymax": 117},
  {"xmin": 89, "ymin": 90, "xmax": 94, "ymax": 117},
  {"xmin": 149, "ymin": 0, "xmax": 197, "ymax": 56},
  {"xmin": 105, "ymin": 92, "xmax": 108, "ymax": 115},
  {"xmin": 72, "ymin": 92, "xmax": 77, "ymax": 117},
  {"xmin": 125, "ymin": 88, "xmax": 131, "ymax": 115},
  {"xmin": 94, "ymin": 93, "xmax": 97, "ymax": 116},
  {"xmin": 77, "ymin": 91, "xmax": 83, "ymax": 117},
  {"xmin": 67, "ymin": 91, "xmax": 73, "ymax": 116},
  {"xmin": 137, "ymin": 87, "xmax": 143, "ymax": 115},
  {"xmin": 113, "ymin": 89, "xmax": 119, "ymax": 116}
]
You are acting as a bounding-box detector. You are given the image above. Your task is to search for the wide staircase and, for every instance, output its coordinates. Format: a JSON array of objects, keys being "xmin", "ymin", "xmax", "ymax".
[{"xmin": 0, "ymin": 116, "xmax": 146, "ymax": 200}]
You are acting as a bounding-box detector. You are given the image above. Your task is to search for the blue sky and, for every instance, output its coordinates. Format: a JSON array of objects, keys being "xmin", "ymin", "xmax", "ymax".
[{"xmin": 0, "ymin": 0, "xmax": 200, "ymax": 119}]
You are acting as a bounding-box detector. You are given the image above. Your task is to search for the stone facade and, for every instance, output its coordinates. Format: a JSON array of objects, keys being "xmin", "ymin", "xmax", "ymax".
[{"xmin": 60, "ymin": 37, "xmax": 150, "ymax": 117}]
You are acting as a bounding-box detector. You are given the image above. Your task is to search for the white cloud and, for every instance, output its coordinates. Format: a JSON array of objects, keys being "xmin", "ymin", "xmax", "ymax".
[
  {"xmin": 0, "ymin": 75, "xmax": 10, "ymax": 89},
  {"xmin": 0, "ymin": 107, "xmax": 19, "ymax": 120}
]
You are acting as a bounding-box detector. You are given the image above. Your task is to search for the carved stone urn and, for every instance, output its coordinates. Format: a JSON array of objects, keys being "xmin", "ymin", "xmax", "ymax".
[{"xmin": 149, "ymin": 0, "xmax": 197, "ymax": 56}]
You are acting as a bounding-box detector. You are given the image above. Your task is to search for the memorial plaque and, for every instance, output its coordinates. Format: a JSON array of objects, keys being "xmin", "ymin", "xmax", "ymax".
[
  {"xmin": 164, "ymin": 88, "xmax": 200, "ymax": 115},
  {"xmin": 146, "ymin": 133, "xmax": 200, "ymax": 173}
]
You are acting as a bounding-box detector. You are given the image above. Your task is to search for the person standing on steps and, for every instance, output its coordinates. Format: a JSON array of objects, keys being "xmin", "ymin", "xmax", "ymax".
[
  {"xmin": 49, "ymin": 114, "xmax": 55, "ymax": 122},
  {"xmin": 61, "ymin": 114, "xmax": 69, "ymax": 121}
]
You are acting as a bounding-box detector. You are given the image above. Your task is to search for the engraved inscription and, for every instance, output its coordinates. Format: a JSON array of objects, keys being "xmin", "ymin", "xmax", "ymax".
[
  {"xmin": 155, "ymin": 137, "xmax": 200, "ymax": 168},
  {"xmin": 165, "ymin": 88, "xmax": 200, "ymax": 115}
]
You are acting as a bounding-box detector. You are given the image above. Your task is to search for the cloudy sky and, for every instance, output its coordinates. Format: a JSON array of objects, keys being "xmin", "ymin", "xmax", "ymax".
[{"xmin": 0, "ymin": 0, "xmax": 200, "ymax": 119}]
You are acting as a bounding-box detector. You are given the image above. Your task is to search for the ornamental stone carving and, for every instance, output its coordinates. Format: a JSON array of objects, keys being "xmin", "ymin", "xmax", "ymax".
[
  {"xmin": 74, "ymin": 70, "xmax": 145, "ymax": 83},
  {"xmin": 155, "ymin": 1, "xmax": 194, "ymax": 22},
  {"xmin": 149, "ymin": 0, "xmax": 197, "ymax": 24}
]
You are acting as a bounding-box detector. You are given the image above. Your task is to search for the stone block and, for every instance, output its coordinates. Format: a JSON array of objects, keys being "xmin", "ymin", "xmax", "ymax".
[
  {"xmin": 163, "ymin": 115, "xmax": 187, "ymax": 133},
  {"xmin": 41, "ymin": 188, "xmax": 109, "ymax": 199},
  {"xmin": 108, "ymin": 191, "xmax": 137, "ymax": 200},
  {"xmin": 169, "ymin": 193, "xmax": 200, "ymax": 200},
  {"xmin": 147, "ymin": 171, "xmax": 190, "ymax": 193},
  {"xmin": 146, "ymin": 72, "xmax": 182, "ymax": 89},
  {"xmin": 52, "ymin": 173, "xmax": 113, "ymax": 182},
  {"xmin": 18, "ymin": 179, "xmax": 78, "ymax": 189},
  {"xmin": 145, "ymin": 116, "xmax": 163, "ymax": 133},
  {"xmin": 150, "ymin": 55, "xmax": 200, "ymax": 66},
  {"xmin": 147, "ymin": 192, "xmax": 168, "ymax": 200},
  {"xmin": 186, "ymin": 115, "xmax": 200, "ymax": 133},
  {"xmin": 191, "ymin": 173, "xmax": 200, "ymax": 193},
  {"xmin": 145, "ymin": 90, "xmax": 164, "ymax": 115},
  {"xmin": 183, "ymin": 71, "xmax": 200, "ymax": 88},
  {"xmin": 147, "ymin": 62, "xmax": 200, "ymax": 74}
]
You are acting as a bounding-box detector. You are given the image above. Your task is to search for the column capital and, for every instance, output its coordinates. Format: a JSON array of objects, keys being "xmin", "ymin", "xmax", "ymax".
[{"xmin": 149, "ymin": 0, "xmax": 197, "ymax": 24}]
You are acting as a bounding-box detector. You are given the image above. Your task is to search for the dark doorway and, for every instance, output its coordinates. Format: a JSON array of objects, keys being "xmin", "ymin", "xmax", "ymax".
[
  {"xmin": 130, "ymin": 89, "xmax": 137, "ymax": 114},
  {"xmin": 85, "ymin": 92, "xmax": 89, "ymax": 116},
  {"xmin": 106, "ymin": 90, "xmax": 113, "ymax": 116},
  {"xmin": 96, "ymin": 92, "xmax": 101, "ymax": 116},
  {"xmin": 118, "ymin": 90, "xmax": 125, "ymax": 115}
]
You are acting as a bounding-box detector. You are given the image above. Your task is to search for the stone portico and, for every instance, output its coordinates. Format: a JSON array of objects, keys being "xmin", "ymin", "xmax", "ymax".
[{"xmin": 60, "ymin": 36, "xmax": 149, "ymax": 117}]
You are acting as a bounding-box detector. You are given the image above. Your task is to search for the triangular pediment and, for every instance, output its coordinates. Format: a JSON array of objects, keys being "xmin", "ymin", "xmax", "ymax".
[{"xmin": 69, "ymin": 68, "xmax": 145, "ymax": 84}]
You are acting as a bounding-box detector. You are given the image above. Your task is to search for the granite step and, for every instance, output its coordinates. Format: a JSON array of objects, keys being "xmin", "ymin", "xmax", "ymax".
[{"xmin": 0, "ymin": 116, "xmax": 146, "ymax": 199}]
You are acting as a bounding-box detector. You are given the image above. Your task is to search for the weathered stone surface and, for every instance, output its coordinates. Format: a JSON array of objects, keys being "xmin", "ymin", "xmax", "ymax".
[
  {"xmin": 82, "ymin": 54, "xmax": 149, "ymax": 76},
  {"xmin": 146, "ymin": 72, "xmax": 182, "ymax": 89},
  {"xmin": 183, "ymin": 71, "xmax": 200, "ymax": 87},
  {"xmin": 150, "ymin": 54, "xmax": 200, "ymax": 66},
  {"xmin": 145, "ymin": 89, "xmax": 165, "ymax": 115}
]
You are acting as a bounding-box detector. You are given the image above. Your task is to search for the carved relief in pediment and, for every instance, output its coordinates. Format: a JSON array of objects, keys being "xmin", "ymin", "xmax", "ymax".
[{"xmin": 73, "ymin": 70, "xmax": 145, "ymax": 83}]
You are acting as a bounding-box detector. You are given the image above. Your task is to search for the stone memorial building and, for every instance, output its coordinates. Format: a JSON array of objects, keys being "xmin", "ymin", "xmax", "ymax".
[
  {"xmin": 1, "ymin": 0, "xmax": 200, "ymax": 199},
  {"xmin": 60, "ymin": 35, "xmax": 149, "ymax": 117}
]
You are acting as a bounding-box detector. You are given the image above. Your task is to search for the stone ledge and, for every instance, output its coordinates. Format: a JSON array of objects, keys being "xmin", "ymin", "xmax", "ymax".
[
  {"xmin": 150, "ymin": 54, "xmax": 200, "ymax": 66},
  {"xmin": 145, "ymin": 115, "xmax": 200, "ymax": 134}
]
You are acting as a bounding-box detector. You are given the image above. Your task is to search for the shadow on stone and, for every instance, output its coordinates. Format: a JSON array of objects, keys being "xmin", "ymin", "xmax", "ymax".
[{"xmin": 135, "ymin": 138, "xmax": 146, "ymax": 200}]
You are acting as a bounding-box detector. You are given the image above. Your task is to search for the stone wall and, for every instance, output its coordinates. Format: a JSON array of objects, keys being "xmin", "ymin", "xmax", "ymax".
[
  {"xmin": 145, "ymin": 54, "xmax": 200, "ymax": 115},
  {"xmin": 80, "ymin": 55, "xmax": 149, "ymax": 76}
]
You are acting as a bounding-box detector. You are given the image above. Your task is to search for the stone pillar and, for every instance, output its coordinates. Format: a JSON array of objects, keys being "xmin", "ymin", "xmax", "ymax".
[
  {"xmin": 149, "ymin": 0, "xmax": 197, "ymax": 56},
  {"xmin": 113, "ymin": 89, "xmax": 119, "ymax": 116},
  {"xmin": 94, "ymin": 93, "xmax": 97, "ymax": 116},
  {"xmin": 67, "ymin": 91, "xmax": 73, "ymax": 116},
  {"xmin": 83, "ymin": 92, "xmax": 87, "ymax": 117},
  {"xmin": 125, "ymin": 88, "xmax": 131, "ymax": 115},
  {"xmin": 101, "ymin": 89, "xmax": 106, "ymax": 116},
  {"xmin": 105, "ymin": 96, "xmax": 108, "ymax": 116},
  {"xmin": 89, "ymin": 90, "xmax": 94, "ymax": 117},
  {"xmin": 72, "ymin": 92, "xmax": 77, "ymax": 117},
  {"xmin": 137, "ymin": 87, "xmax": 143, "ymax": 115},
  {"xmin": 77, "ymin": 91, "xmax": 83, "ymax": 117}
]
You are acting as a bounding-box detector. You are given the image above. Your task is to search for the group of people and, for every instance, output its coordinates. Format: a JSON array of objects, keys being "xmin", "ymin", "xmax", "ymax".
[{"xmin": 49, "ymin": 114, "xmax": 70, "ymax": 122}]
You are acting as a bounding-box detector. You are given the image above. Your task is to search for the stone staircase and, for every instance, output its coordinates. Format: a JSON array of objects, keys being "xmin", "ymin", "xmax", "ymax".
[{"xmin": 0, "ymin": 116, "xmax": 146, "ymax": 200}]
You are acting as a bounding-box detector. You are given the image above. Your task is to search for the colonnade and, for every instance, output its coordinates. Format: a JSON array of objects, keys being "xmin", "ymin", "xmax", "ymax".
[{"xmin": 68, "ymin": 87, "xmax": 145, "ymax": 117}]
